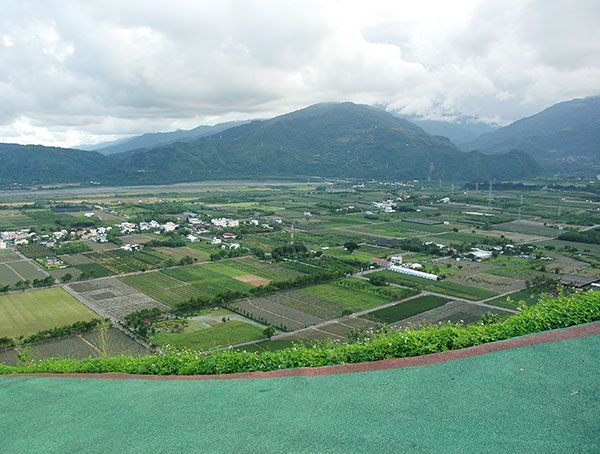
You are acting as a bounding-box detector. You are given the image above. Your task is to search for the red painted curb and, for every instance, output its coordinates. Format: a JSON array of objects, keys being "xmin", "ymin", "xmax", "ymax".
[{"xmin": 3, "ymin": 323, "xmax": 600, "ymax": 380}]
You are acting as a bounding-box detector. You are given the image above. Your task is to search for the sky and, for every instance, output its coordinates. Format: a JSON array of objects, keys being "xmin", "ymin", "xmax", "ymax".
[{"xmin": 1, "ymin": 0, "xmax": 599, "ymax": 147}]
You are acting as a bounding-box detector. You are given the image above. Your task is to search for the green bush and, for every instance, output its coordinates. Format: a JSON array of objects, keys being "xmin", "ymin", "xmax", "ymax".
[{"xmin": 1, "ymin": 291, "xmax": 599, "ymax": 376}]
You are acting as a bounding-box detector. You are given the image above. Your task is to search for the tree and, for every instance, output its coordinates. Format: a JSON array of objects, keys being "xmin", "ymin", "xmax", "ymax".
[
  {"xmin": 344, "ymin": 241, "xmax": 359, "ymax": 254},
  {"xmin": 263, "ymin": 325, "xmax": 277, "ymax": 339},
  {"xmin": 60, "ymin": 273, "xmax": 73, "ymax": 283}
]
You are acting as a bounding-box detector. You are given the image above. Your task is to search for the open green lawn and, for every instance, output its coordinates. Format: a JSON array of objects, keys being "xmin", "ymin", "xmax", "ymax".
[
  {"xmin": 0, "ymin": 287, "xmax": 98, "ymax": 338},
  {"xmin": 378, "ymin": 270, "xmax": 499, "ymax": 301},
  {"xmin": 365, "ymin": 295, "xmax": 451, "ymax": 324},
  {"xmin": 152, "ymin": 320, "xmax": 264, "ymax": 350}
]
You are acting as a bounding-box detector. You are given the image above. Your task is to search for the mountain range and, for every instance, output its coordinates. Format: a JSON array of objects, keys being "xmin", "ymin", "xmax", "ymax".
[
  {"xmin": 79, "ymin": 121, "xmax": 249, "ymax": 155},
  {"xmin": 0, "ymin": 103, "xmax": 542, "ymax": 186},
  {"xmin": 465, "ymin": 97, "xmax": 600, "ymax": 174}
]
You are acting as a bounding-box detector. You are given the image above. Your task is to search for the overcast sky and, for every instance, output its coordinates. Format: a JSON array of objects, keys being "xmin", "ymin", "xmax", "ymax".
[{"xmin": 1, "ymin": 0, "xmax": 599, "ymax": 147}]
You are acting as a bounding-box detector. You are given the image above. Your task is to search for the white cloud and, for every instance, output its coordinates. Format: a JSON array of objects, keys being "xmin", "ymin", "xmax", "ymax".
[{"xmin": 0, "ymin": 0, "xmax": 598, "ymax": 146}]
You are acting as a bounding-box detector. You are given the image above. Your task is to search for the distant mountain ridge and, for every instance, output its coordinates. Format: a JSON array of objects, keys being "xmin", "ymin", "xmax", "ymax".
[
  {"xmin": 79, "ymin": 121, "xmax": 249, "ymax": 155},
  {"xmin": 393, "ymin": 114, "xmax": 498, "ymax": 145},
  {"xmin": 0, "ymin": 102, "xmax": 542, "ymax": 186},
  {"xmin": 465, "ymin": 96, "xmax": 600, "ymax": 173}
]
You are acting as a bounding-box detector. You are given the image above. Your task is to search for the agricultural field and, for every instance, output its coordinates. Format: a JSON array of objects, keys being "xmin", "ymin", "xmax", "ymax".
[
  {"xmin": 0, "ymin": 328, "xmax": 147, "ymax": 366},
  {"xmin": 68, "ymin": 278, "xmax": 167, "ymax": 321},
  {"xmin": 0, "ymin": 260, "xmax": 47, "ymax": 286},
  {"xmin": 395, "ymin": 300, "xmax": 509, "ymax": 327},
  {"xmin": 73, "ymin": 263, "xmax": 115, "ymax": 278},
  {"xmin": 0, "ymin": 287, "xmax": 98, "ymax": 338},
  {"xmin": 376, "ymin": 270, "xmax": 500, "ymax": 301},
  {"xmin": 232, "ymin": 279, "xmax": 418, "ymax": 331},
  {"xmin": 88, "ymin": 248, "xmax": 171, "ymax": 273},
  {"xmin": 364, "ymin": 295, "xmax": 451, "ymax": 324},
  {"xmin": 484, "ymin": 288, "xmax": 543, "ymax": 310},
  {"xmin": 153, "ymin": 320, "xmax": 264, "ymax": 351}
]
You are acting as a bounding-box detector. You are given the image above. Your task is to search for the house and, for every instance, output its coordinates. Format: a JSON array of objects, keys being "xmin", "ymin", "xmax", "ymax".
[
  {"xmin": 186, "ymin": 234, "xmax": 199, "ymax": 243},
  {"xmin": 223, "ymin": 232, "xmax": 237, "ymax": 240},
  {"xmin": 0, "ymin": 240, "xmax": 6, "ymax": 249},
  {"xmin": 43, "ymin": 257, "xmax": 63, "ymax": 267},
  {"xmin": 390, "ymin": 255, "xmax": 403, "ymax": 265},
  {"xmin": 84, "ymin": 212, "xmax": 95, "ymax": 218},
  {"xmin": 370, "ymin": 258, "xmax": 390, "ymax": 267},
  {"xmin": 470, "ymin": 248, "xmax": 493, "ymax": 260},
  {"xmin": 211, "ymin": 218, "xmax": 239, "ymax": 227},
  {"xmin": 162, "ymin": 222, "xmax": 178, "ymax": 232},
  {"xmin": 211, "ymin": 237, "xmax": 222, "ymax": 245}
]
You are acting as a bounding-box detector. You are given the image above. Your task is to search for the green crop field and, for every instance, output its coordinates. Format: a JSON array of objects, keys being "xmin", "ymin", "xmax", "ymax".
[
  {"xmin": 0, "ymin": 287, "xmax": 98, "ymax": 338},
  {"xmin": 73, "ymin": 263, "xmax": 115, "ymax": 278},
  {"xmin": 119, "ymin": 272, "xmax": 210, "ymax": 307},
  {"xmin": 152, "ymin": 320, "xmax": 264, "ymax": 350},
  {"xmin": 301, "ymin": 278, "xmax": 412, "ymax": 311},
  {"xmin": 485, "ymin": 288, "xmax": 542, "ymax": 310},
  {"xmin": 377, "ymin": 270, "xmax": 499, "ymax": 301},
  {"xmin": 0, "ymin": 261, "xmax": 47, "ymax": 286},
  {"xmin": 365, "ymin": 295, "xmax": 451, "ymax": 324}
]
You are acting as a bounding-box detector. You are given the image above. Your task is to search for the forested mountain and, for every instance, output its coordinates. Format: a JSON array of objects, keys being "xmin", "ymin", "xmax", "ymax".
[
  {"xmin": 465, "ymin": 97, "xmax": 600, "ymax": 174},
  {"xmin": 78, "ymin": 121, "xmax": 248, "ymax": 155},
  {"xmin": 0, "ymin": 103, "xmax": 542, "ymax": 186}
]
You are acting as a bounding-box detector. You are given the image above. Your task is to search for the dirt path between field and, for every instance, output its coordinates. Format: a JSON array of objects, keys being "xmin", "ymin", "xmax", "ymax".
[{"xmin": 3, "ymin": 263, "xmax": 26, "ymax": 281}]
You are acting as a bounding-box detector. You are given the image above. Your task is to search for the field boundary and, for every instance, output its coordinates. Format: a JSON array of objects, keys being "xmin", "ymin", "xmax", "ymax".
[{"xmin": 4, "ymin": 321, "xmax": 598, "ymax": 380}]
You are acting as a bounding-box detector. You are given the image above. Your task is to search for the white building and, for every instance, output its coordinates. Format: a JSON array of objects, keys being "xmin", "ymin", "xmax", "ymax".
[
  {"xmin": 186, "ymin": 234, "xmax": 199, "ymax": 243},
  {"xmin": 211, "ymin": 218, "xmax": 239, "ymax": 228},
  {"xmin": 211, "ymin": 237, "xmax": 222, "ymax": 245},
  {"xmin": 0, "ymin": 240, "xmax": 6, "ymax": 249},
  {"xmin": 470, "ymin": 248, "xmax": 493, "ymax": 260},
  {"xmin": 390, "ymin": 255, "xmax": 403, "ymax": 265},
  {"xmin": 162, "ymin": 222, "xmax": 178, "ymax": 232},
  {"xmin": 84, "ymin": 212, "xmax": 95, "ymax": 218}
]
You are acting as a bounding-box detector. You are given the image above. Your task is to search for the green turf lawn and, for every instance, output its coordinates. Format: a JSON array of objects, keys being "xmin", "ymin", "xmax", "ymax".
[
  {"xmin": 152, "ymin": 320, "xmax": 264, "ymax": 350},
  {"xmin": 0, "ymin": 287, "xmax": 98, "ymax": 338},
  {"xmin": 378, "ymin": 270, "xmax": 499, "ymax": 301},
  {"xmin": 365, "ymin": 295, "xmax": 451, "ymax": 324}
]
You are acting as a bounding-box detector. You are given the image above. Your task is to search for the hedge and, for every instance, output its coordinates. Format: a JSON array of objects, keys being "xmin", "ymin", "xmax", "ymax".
[{"xmin": 1, "ymin": 291, "xmax": 599, "ymax": 376}]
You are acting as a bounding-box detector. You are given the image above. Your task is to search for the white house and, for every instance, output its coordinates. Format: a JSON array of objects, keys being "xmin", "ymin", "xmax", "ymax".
[
  {"xmin": 390, "ymin": 255, "xmax": 403, "ymax": 265},
  {"xmin": 211, "ymin": 237, "xmax": 222, "ymax": 245},
  {"xmin": 0, "ymin": 240, "xmax": 6, "ymax": 249},
  {"xmin": 162, "ymin": 222, "xmax": 178, "ymax": 232},
  {"xmin": 186, "ymin": 234, "xmax": 199, "ymax": 243},
  {"xmin": 84, "ymin": 212, "xmax": 95, "ymax": 218}
]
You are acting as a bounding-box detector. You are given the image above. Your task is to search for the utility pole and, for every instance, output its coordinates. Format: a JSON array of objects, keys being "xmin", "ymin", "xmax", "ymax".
[
  {"xmin": 488, "ymin": 181, "xmax": 493, "ymax": 209},
  {"xmin": 475, "ymin": 182, "xmax": 479, "ymax": 192},
  {"xmin": 290, "ymin": 220, "xmax": 295, "ymax": 245},
  {"xmin": 518, "ymin": 206, "xmax": 521, "ymax": 220}
]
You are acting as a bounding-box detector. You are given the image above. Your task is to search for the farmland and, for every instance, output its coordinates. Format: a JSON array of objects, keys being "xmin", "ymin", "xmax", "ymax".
[
  {"xmin": 0, "ymin": 287, "xmax": 98, "ymax": 338},
  {"xmin": 376, "ymin": 270, "xmax": 500, "ymax": 301},
  {"xmin": 364, "ymin": 295, "xmax": 451, "ymax": 324},
  {"xmin": 153, "ymin": 320, "xmax": 264, "ymax": 350},
  {"xmin": 1, "ymin": 177, "xmax": 600, "ymax": 361}
]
